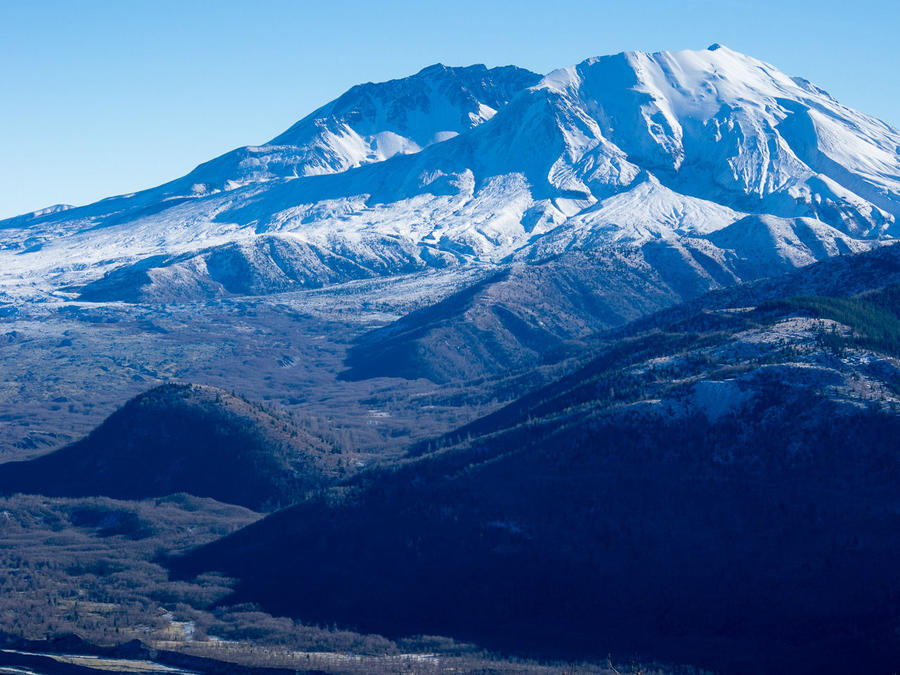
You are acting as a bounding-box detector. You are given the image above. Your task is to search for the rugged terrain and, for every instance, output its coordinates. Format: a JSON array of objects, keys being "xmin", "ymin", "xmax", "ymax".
[
  {"xmin": 2, "ymin": 44, "xmax": 899, "ymax": 455},
  {"xmin": 2, "ymin": 45, "xmax": 897, "ymax": 310},
  {"xmin": 1, "ymin": 44, "xmax": 899, "ymax": 674},
  {"xmin": 174, "ymin": 253, "xmax": 900, "ymax": 674}
]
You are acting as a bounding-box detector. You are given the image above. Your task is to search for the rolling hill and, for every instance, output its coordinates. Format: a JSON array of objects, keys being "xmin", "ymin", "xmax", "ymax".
[{"xmin": 0, "ymin": 384, "xmax": 339, "ymax": 510}]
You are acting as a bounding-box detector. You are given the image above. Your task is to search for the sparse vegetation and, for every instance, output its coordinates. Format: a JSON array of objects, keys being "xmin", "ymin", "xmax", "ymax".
[{"xmin": 0, "ymin": 494, "xmax": 632, "ymax": 673}]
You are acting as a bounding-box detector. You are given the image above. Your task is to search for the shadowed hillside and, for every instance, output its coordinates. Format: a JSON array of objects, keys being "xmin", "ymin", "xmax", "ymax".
[
  {"xmin": 173, "ymin": 284, "xmax": 900, "ymax": 674},
  {"xmin": 0, "ymin": 384, "xmax": 338, "ymax": 510},
  {"xmin": 341, "ymin": 247, "xmax": 711, "ymax": 383},
  {"xmin": 342, "ymin": 243, "xmax": 900, "ymax": 385}
]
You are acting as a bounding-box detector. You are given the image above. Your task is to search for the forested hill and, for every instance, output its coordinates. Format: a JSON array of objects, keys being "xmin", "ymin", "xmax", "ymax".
[
  {"xmin": 0, "ymin": 383, "xmax": 341, "ymax": 511},
  {"xmin": 172, "ymin": 277, "xmax": 900, "ymax": 674}
]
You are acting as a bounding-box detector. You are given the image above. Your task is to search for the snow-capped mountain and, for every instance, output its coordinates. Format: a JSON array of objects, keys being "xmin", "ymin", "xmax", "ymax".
[
  {"xmin": 1, "ymin": 45, "xmax": 898, "ymax": 303},
  {"xmin": 178, "ymin": 63, "xmax": 541, "ymax": 193}
]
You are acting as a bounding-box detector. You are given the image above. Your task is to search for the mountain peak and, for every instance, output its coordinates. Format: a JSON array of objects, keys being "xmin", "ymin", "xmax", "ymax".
[
  {"xmin": 416, "ymin": 62, "xmax": 453, "ymax": 75},
  {"xmin": 2, "ymin": 47, "xmax": 899, "ymax": 307}
]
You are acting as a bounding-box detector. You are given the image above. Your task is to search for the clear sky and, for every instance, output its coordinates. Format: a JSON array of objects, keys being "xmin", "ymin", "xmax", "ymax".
[{"xmin": 1, "ymin": 0, "xmax": 898, "ymax": 220}]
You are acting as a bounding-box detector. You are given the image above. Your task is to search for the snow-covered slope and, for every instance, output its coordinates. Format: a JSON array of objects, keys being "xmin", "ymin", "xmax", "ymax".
[
  {"xmin": 1, "ymin": 46, "xmax": 898, "ymax": 303},
  {"xmin": 181, "ymin": 63, "xmax": 541, "ymax": 191},
  {"xmin": 437, "ymin": 44, "xmax": 900, "ymax": 237}
]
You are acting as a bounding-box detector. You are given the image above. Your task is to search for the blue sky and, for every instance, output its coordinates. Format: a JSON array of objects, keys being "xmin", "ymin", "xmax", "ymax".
[{"xmin": 1, "ymin": 0, "xmax": 898, "ymax": 219}]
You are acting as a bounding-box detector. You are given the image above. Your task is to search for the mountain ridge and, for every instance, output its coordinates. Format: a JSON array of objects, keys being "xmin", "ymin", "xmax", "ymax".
[{"xmin": 2, "ymin": 45, "xmax": 898, "ymax": 309}]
